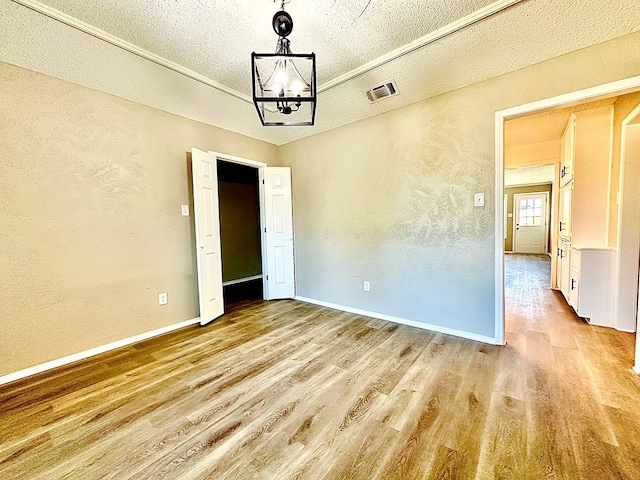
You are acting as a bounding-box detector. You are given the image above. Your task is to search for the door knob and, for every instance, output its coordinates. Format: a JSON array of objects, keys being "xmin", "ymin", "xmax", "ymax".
[{"xmin": 200, "ymin": 246, "xmax": 204, "ymax": 249}]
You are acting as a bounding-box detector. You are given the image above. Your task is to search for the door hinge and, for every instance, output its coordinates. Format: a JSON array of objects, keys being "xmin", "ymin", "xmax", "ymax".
[
  {"xmin": 262, "ymin": 179, "xmax": 265, "ymax": 184},
  {"xmin": 266, "ymin": 275, "xmax": 269, "ymax": 280}
]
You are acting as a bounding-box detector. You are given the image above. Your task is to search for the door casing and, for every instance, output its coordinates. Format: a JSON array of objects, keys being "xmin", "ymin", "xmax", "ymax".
[
  {"xmin": 207, "ymin": 151, "xmax": 295, "ymax": 302},
  {"xmin": 494, "ymin": 74, "xmax": 640, "ymax": 351}
]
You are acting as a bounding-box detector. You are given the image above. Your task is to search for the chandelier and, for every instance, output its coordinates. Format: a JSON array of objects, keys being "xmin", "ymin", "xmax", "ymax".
[{"xmin": 251, "ymin": 1, "xmax": 316, "ymax": 126}]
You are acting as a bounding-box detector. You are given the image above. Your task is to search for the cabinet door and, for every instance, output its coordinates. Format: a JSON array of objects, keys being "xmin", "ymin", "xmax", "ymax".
[
  {"xmin": 569, "ymin": 249, "xmax": 580, "ymax": 309},
  {"xmin": 559, "ymin": 183, "xmax": 573, "ymax": 240},
  {"xmin": 559, "ymin": 241, "xmax": 572, "ymax": 302},
  {"xmin": 560, "ymin": 115, "xmax": 575, "ymax": 186}
]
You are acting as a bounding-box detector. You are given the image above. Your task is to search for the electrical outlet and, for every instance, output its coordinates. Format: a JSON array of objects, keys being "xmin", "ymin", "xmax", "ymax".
[
  {"xmin": 159, "ymin": 293, "xmax": 168, "ymax": 305},
  {"xmin": 363, "ymin": 281, "xmax": 370, "ymax": 292},
  {"xmin": 181, "ymin": 205, "xmax": 189, "ymax": 216}
]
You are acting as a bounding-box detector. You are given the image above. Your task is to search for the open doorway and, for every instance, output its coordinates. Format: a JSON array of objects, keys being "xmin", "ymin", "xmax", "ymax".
[
  {"xmin": 495, "ymin": 77, "xmax": 640, "ymax": 370},
  {"xmin": 217, "ymin": 160, "xmax": 263, "ymax": 307},
  {"xmin": 191, "ymin": 148, "xmax": 296, "ymax": 326}
]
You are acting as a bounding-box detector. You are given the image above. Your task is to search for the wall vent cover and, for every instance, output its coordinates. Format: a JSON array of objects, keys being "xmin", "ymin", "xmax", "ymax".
[{"xmin": 365, "ymin": 80, "xmax": 399, "ymax": 103}]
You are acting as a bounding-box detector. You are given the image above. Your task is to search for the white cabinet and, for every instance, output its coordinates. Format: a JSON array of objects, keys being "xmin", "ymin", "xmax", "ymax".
[
  {"xmin": 555, "ymin": 106, "xmax": 611, "ymax": 246},
  {"xmin": 568, "ymin": 246, "xmax": 616, "ymax": 327},
  {"xmin": 560, "ymin": 114, "xmax": 575, "ymax": 186},
  {"xmin": 559, "ymin": 182, "xmax": 573, "ymax": 241},
  {"xmin": 553, "ymin": 107, "xmax": 617, "ymax": 329},
  {"xmin": 558, "ymin": 240, "xmax": 571, "ymax": 302},
  {"xmin": 570, "ymin": 106, "xmax": 612, "ymax": 246}
]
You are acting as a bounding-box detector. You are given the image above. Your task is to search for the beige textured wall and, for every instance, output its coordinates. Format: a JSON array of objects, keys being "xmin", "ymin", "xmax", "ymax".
[
  {"xmin": 0, "ymin": 62, "xmax": 276, "ymax": 376},
  {"xmin": 277, "ymin": 30, "xmax": 640, "ymax": 338}
]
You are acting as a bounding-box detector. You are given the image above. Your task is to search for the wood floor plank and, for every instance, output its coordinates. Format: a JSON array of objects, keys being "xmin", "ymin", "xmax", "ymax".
[{"xmin": 1, "ymin": 256, "xmax": 639, "ymax": 479}]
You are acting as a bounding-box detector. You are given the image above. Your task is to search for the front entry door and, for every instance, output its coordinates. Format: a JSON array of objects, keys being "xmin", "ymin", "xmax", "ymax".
[
  {"xmin": 191, "ymin": 148, "xmax": 224, "ymax": 325},
  {"xmin": 514, "ymin": 192, "xmax": 548, "ymax": 254}
]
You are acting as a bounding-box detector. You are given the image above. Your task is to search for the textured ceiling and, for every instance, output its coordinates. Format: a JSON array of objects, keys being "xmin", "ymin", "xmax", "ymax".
[
  {"xmin": 35, "ymin": 0, "xmax": 499, "ymax": 94},
  {"xmin": 504, "ymin": 97, "xmax": 618, "ymax": 148},
  {"xmin": 505, "ymin": 165, "xmax": 555, "ymax": 187},
  {"xmin": 2, "ymin": 0, "xmax": 640, "ymax": 145}
]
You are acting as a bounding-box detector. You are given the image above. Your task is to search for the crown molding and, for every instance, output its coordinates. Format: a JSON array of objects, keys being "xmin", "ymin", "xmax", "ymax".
[
  {"xmin": 317, "ymin": 0, "xmax": 525, "ymax": 93},
  {"xmin": 10, "ymin": 0, "xmax": 254, "ymax": 104},
  {"xmin": 11, "ymin": 0, "xmax": 525, "ymax": 99}
]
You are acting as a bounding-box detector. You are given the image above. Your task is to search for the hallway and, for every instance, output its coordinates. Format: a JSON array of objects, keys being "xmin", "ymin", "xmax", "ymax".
[{"xmin": 504, "ymin": 253, "xmax": 639, "ymax": 477}]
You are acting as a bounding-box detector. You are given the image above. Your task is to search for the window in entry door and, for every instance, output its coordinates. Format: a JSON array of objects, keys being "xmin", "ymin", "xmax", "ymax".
[{"xmin": 518, "ymin": 198, "xmax": 542, "ymax": 226}]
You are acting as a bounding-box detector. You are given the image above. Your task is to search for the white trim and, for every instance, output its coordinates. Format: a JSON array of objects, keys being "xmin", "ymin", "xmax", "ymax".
[
  {"xmin": 495, "ymin": 74, "xmax": 640, "ymax": 350},
  {"xmin": 495, "ymin": 111, "xmax": 506, "ymax": 346},
  {"xmin": 222, "ymin": 274, "xmax": 263, "ymax": 287},
  {"xmin": 295, "ymin": 296, "xmax": 498, "ymax": 345},
  {"xmin": 0, "ymin": 317, "xmax": 201, "ymax": 387},
  {"xmin": 633, "ymin": 365, "xmax": 640, "ymax": 375},
  {"xmin": 208, "ymin": 151, "xmax": 268, "ymax": 168},
  {"xmin": 615, "ymin": 327, "xmax": 637, "ymax": 334},
  {"xmin": 205, "ymin": 150, "xmax": 270, "ymax": 301},
  {"xmin": 614, "ymin": 104, "xmax": 640, "ymax": 334},
  {"xmin": 11, "ymin": 0, "xmax": 252, "ymax": 104},
  {"xmin": 497, "ymin": 76, "xmax": 640, "ymax": 119},
  {"xmin": 13, "ymin": 0, "xmax": 524, "ymax": 99},
  {"xmin": 504, "ymin": 181, "xmax": 554, "ymax": 188},
  {"xmin": 318, "ymin": 0, "xmax": 525, "ymax": 93}
]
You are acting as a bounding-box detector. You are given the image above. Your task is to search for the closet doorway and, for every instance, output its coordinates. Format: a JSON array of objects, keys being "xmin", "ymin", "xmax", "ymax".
[
  {"xmin": 217, "ymin": 160, "xmax": 263, "ymax": 305},
  {"xmin": 191, "ymin": 148, "xmax": 295, "ymax": 326}
]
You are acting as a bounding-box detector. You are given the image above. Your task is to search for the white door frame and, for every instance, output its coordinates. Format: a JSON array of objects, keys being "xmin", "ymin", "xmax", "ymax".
[
  {"xmin": 512, "ymin": 191, "xmax": 549, "ymax": 255},
  {"xmin": 615, "ymin": 106, "xmax": 640, "ymax": 334},
  {"xmin": 207, "ymin": 151, "xmax": 296, "ymax": 301},
  {"xmin": 494, "ymin": 74, "xmax": 640, "ymax": 347},
  {"xmin": 208, "ymin": 151, "xmax": 268, "ymax": 299}
]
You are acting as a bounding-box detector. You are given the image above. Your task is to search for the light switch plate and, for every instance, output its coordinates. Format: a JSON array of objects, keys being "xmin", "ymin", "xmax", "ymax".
[
  {"xmin": 474, "ymin": 193, "xmax": 485, "ymax": 207},
  {"xmin": 181, "ymin": 205, "xmax": 189, "ymax": 216}
]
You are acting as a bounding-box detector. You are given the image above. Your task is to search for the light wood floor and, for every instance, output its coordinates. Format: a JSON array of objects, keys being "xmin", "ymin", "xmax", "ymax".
[{"xmin": 1, "ymin": 254, "xmax": 639, "ymax": 479}]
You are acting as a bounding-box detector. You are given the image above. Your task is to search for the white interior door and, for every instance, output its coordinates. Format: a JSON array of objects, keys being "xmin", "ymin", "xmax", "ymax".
[
  {"xmin": 514, "ymin": 193, "xmax": 548, "ymax": 254},
  {"xmin": 261, "ymin": 167, "xmax": 295, "ymax": 299},
  {"xmin": 191, "ymin": 148, "xmax": 224, "ymax": 325}
]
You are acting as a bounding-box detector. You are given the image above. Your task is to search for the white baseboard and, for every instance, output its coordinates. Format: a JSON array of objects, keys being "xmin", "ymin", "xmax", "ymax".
[
  {"xmin": 616, "ymin": 327, "xmax": 637, "ymax": 333},
  {"xmin": 0, "ymin": 317, "xmax": 201, "ymax": 387},
  {"xmin": 294, "ymin": 296, "xmax": 498, "ymax": 345},
  {"xmin": 633, "ymin": 365, "xmax": 640, "ymax": 375},
  {"xmin": 222, "ymin": 275, "xmax": 263, "ymax": 287}
]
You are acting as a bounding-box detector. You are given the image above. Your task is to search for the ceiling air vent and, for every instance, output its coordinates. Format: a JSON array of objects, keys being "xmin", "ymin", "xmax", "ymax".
[{"xmin": 365, "ymin": 80, "xmax": 399, "ymax": 103}]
